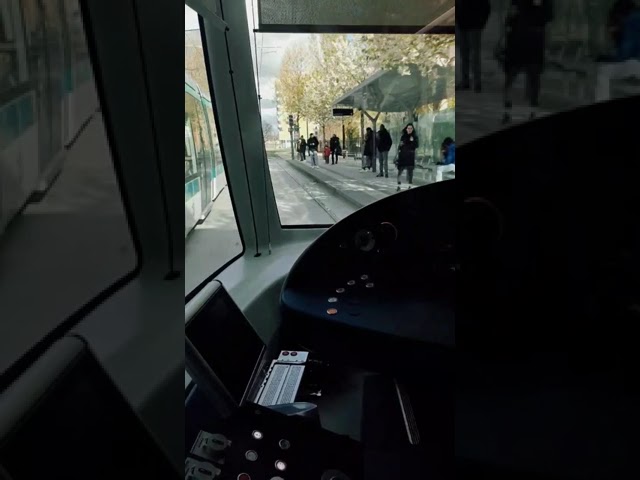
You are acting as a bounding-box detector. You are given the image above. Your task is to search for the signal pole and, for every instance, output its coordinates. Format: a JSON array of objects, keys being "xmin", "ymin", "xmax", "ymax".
[{"xmin": 288, "ymin": 114, "xmax": 294, "ymax": 160}]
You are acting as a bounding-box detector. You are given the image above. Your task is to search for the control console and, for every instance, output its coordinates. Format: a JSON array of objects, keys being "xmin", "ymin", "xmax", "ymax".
[{"xmin": 185, "ymin": 403, "xmax": 362, "ymax": 480}]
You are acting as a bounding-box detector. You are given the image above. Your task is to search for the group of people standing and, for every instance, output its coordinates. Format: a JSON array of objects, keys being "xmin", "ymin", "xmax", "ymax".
[
  {"xmin": 295, "ymin": 123, "xmax": 454, "ymax": 191},
  {"xmin": 362, "ymin": 123, "xmax": 423, "ymax": 191},
  {"xmin": 297, "ymin": 133, "xmax": 342, "ymax": 168}
]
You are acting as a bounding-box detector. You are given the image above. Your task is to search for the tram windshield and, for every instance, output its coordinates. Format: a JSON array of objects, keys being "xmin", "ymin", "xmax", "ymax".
[{"xmin": 184, "ymin": 1, "xmax": 455, "ymax": 295}]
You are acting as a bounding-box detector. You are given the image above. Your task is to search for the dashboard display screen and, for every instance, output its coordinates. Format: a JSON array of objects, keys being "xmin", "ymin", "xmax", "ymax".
[{"xmin": 186, "ymin": 286, "xmax": 265, "ymax": 404}]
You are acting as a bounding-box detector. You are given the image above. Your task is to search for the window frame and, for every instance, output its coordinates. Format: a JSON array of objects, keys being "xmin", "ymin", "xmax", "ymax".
[
  {"xmin": 184, "ymin": 0, "xmax": 336, "ymax": 302},
  {"xmin": 184, "ymin": 3, "xmax": 249, "ymax": 300},
  {"xmin": 0, "ymin": 0, "xmax": 144, "ymax": 390}
]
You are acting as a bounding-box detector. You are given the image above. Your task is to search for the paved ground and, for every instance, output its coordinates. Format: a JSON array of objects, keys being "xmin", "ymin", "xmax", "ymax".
[
  {"xmin": 184, "ymin": 187, "xmax": 243, "ymax": 294},
  {"xmin": 268, "ymin": 155, "xmax": 357, "ymax": 224},
  {"xmin": 184, "ymin": 152, "xmax": 359, "ymax": 294},
  {"xmin": 275, "ymin": 151, "xmax": 448, "ymax": 208}
]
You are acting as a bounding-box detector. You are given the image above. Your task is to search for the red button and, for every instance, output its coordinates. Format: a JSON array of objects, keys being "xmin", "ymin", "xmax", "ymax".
[
  {"xmin": 282, "ymin": 351, "xmax": 289, "ymax": 356},
  {"xmin": 237, "ymin": 474, "xmax": 251, "ymax": 480}
]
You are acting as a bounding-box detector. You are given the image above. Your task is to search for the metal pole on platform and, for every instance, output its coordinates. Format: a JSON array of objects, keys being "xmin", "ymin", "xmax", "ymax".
[
  {"xmin": 288, "ymin": 114, "xmax": 294, "ymax": 160},
  {"xmin": 360, "ymin": 110, "xmax": 364, "ymax": 159},
  {"xmin": 289, "ymin": 129, "xmax": 294, "ymax": 160}
]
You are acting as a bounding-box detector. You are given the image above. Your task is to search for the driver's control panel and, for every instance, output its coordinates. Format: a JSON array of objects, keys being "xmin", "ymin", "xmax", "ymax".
[{"xmin": 185, "ymin": 404, "xmax": 361, "ymax": 480}]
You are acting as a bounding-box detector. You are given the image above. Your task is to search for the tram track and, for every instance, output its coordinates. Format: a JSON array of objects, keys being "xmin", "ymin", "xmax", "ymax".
[{"xmin": 270, "ymin": 157, "xmax": 341, "ymax": 223}]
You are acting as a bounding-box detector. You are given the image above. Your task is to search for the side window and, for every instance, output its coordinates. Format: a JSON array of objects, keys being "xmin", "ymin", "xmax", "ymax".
[
  {"xmin": 184, "ymin": 4, "xmax": 242, "ymax": 295},
  {"xmin": 0, "ymin": 0, "xmax": 136, "ymax": 373}
]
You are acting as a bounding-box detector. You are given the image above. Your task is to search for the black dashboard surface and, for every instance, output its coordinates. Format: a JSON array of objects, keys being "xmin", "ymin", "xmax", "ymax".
[{"xmin": 280, "ymin": 182, "xmax": 456, "ymax": 372}]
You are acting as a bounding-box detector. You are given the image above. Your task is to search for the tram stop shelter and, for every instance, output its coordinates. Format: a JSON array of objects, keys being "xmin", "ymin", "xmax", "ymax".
[{"xmin": 332, "ymin": 66, "xmax": 454, "ymax": 161}]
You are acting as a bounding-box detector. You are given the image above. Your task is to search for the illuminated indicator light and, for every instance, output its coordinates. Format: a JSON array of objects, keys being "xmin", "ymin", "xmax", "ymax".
[
  {"xmin": 336, "ymin": 288, "xmax": 345, "ymax": 293},
  {"xmin": 347, "ymin": 280, "xmax": 356, "ymax": 286},
  {"xmin": 360, "ymin": 274, "xmax": 368, "ymax": 280},
  {"xmin": 328, "ymin": 297, "xmax": 338, "ymax": 303},
  {"xmin": 327, "ymin": 308, "xmax": 338, "ymax": 315},
  {"xmin": 252, "ymin": 430, "xmax": 263, "ymax": 440},
  {"xmin": 366, "ymin": 283, "xmax": 374, "ymax": 288},
  {"xmin": 275, "ymin": 460, "xmax": 287, "ymax": 471}
]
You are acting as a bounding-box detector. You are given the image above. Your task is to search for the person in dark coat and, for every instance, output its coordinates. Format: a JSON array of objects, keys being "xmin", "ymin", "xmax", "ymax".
[
  {"xmin": 502, "ymin": 0, "xmax": 554, "ymax": 123},
  {"xmin": 395, "ymin": 123, "xmax": 418, "ymax": 191},
  {"xmin": 361, "ymin": 127, "xmax": 375, "ymax": 172},
  {"xmin": 307, "ymin": 133, "xmax": 320, "ymax": 168},
  {"xmin": 298, "ymin": 137, "xmax": 306, "ymax": 161},
  {"xmin": 456, "ymin": 0, "xmax": 491, "ymax": 92},
  {"xmin": 376, "ymin": 124, "xmax": 393, "ymax": 178},
  {"xmin": 329, "ymin": 134, "xmax": 341, "ymax": 164}
]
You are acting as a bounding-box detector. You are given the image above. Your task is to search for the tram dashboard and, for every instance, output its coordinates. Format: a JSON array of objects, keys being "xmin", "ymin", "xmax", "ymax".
[
  {"xmin": 287, "ymin": 182, "xmax": 456, "ymax": 301},
  {"xmin": 280, "ymin": 182, "xmax": 456, "ymax": 373}
]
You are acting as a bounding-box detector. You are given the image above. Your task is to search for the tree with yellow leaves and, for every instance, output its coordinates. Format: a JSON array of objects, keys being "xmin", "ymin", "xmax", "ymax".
[
  {"xmin": 275, "ymin": 43, "xmax": 311, "ymax": 128},
  {"xmin": 185, "ymin": 44, "xmax": 210, "ymax": 97},
  {"xmin": 359, "ymin": 34, "xmax": 455, "ymax": 77},
  {"xmin": 359, "ymin": 34, "xmax": 455, "ymax": 111}
]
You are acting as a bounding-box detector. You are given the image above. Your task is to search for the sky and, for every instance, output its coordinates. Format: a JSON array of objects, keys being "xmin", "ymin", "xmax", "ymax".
[{"xmin": 185, "ymin": 3, "xmax": 310, "ymax": 128}]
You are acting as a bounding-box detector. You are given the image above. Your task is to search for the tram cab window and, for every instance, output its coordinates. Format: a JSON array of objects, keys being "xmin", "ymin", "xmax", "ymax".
[{"xmin": 184, "ymin": 5, "xmax": 242, "ymax": 295}]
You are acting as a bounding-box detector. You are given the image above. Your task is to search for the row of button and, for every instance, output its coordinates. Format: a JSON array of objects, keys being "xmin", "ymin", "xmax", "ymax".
[
  {"xmin": 251, "ymin": 430, "xmax": 291, "ymax": 450},
  {"xmin": 327, "ymin": 275, "xmax": 374, "ymax": 315},
  {"xmin": 239, "ymin": 431, "xmax": 288, "ymax": 480}
]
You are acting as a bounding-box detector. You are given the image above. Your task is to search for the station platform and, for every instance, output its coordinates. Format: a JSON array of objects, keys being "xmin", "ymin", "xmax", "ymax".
[{"xmin": 272, "ymin": 152, "xmax": 436, "ymax": 208}]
